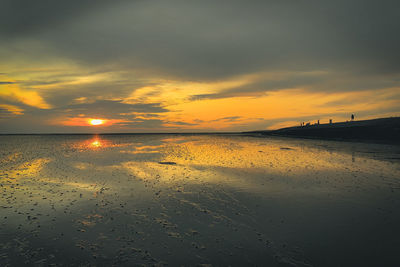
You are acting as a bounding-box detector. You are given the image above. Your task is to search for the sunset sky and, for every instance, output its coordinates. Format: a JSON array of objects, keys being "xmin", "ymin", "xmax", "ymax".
[{"xmin": 1, "ymin": 0, "xmax": 400, "ymax": 133}]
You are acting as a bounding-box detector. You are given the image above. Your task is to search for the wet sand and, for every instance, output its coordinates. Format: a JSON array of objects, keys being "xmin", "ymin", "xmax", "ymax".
[{"xmin": 1, "ymin": 134, "xmax": 399, "ymax": 266}]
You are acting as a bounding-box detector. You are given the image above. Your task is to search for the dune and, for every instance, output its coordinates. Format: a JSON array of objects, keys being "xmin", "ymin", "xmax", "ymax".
[{"xmin": 246, "ymin": 117, "xmax": 400, "ymax": 144}]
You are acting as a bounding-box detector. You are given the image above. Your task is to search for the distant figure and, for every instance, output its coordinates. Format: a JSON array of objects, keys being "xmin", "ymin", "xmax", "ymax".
[
  {"xmin": 351, "ymin": 114, "xmax": 355, "ymax": 121},
  {"xmin": 317, "ymin": 120, "xmax": 320, "ymax": 125},
  {"xmin": 329, "ymin": 119, "xmax": 332, "ymax": 124}
]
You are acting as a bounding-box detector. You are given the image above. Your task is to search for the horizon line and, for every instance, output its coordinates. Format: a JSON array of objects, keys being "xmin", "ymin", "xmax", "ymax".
[
  {"xmin": 1, "ymin": 116, "xmax": 398, "ymax": 135},
  {"xmin": 0, "ymin": 131, "xmax": 244, "ymax": 135}
]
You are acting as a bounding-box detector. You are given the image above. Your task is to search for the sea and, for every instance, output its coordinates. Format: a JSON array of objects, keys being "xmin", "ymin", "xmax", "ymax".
[{"xmin": 1, "ymin": 134, "xmax": 399, "ymax": 266}]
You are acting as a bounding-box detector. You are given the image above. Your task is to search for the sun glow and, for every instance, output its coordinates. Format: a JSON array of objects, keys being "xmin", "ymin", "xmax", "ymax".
[
  {"xmin": 91, "ymin": 140, "xmax": 102, "ymax": 148},
  {"xmin": 89, "ymin": 119, "xmax": 104, "ymax": 126}
]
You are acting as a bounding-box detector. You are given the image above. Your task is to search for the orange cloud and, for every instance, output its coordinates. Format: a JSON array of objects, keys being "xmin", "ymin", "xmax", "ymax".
[
  {"xmin": 0, "ymin": 83, "xmax": 51, "ymax": 109},
  {"xmin": 58, "ymin": 117, "xmax": 128, "ymax": 127},
  {"xmin": 0, "ymin": 104, "xmax": 24, "ymax": 116},
  {"xmin": 164, "ymin": 87, "xmax": 400, "ymax": 130}
]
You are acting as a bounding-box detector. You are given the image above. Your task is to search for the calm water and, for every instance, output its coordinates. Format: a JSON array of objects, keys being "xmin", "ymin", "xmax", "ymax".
[{"xmin": 0, "ymin": 134, "xmax": 399, "ymax": 266}]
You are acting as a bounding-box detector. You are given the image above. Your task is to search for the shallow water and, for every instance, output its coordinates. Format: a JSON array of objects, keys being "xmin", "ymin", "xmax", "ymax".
[{"xmin": 1, "ymin": 134, "xmax": 399, "ymax": 266}]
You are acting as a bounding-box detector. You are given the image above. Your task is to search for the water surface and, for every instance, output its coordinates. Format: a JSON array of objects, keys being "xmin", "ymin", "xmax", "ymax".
[{"xmin": 1, "ymin": 134, "xmax": 399, "ymax": 266}]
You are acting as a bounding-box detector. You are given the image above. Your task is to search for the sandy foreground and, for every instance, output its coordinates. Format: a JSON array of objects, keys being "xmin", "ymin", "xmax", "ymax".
[{"xmin": 0, "ymin": 134, "xmax": 399, "ymax": 266}]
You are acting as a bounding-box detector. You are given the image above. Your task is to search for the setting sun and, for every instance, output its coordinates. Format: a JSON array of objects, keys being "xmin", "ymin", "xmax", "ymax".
[{"xmin": 89, "ymin": 119, "xmax": 104, "ymax": 126}]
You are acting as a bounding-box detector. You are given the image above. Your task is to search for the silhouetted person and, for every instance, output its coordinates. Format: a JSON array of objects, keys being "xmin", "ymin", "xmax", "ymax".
[
  {"xmin": 351, "ymin": 114, "xmax": 355, "ymax": 121},
  {"xmin": 329, "ymin": 119, "xmax": 332, "ymax": 124}
]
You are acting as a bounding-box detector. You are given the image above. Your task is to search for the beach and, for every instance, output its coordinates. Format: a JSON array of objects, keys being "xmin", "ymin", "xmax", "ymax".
[{"xmin": 1, "ymin": 134, "xmax": 399, "ymax": 266}]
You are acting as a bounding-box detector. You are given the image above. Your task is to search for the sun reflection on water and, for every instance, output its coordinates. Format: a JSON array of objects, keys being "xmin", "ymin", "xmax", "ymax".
[
  {"xmin": 0, "ymin": 135, "xmax": 399, "ymax": 266},
  {"xmin": 70, "ymin": 135, "xmax": 114, "ymax": 150},
  {"xmin": 91, "ymin": 139, "xmax": 102, "ymax": 148}
]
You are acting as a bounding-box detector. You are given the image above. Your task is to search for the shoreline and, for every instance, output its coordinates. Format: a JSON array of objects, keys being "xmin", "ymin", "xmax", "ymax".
[{"xmin": 244, "ymin": 117, "xmax": 400, "ymax": 145}]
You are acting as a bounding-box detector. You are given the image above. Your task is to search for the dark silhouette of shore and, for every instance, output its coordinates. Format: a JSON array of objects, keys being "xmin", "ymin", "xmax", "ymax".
[{"xmin": 246, "ymin": 117, "xmax": 400, "ymax": 144}]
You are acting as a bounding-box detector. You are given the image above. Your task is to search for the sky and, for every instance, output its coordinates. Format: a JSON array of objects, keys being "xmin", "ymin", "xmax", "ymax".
[{"xmin": 1, "ymin": 0, "xmax": 400, "ymax": 133}]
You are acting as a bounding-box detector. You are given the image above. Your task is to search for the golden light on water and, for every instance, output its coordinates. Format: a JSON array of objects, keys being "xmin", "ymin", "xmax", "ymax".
[
  {"xmin": 1, "ymin": 135, "xmax": 400, "ymax": 266},
  {"xmin": 91, "ymin": 140, "xmax": 102, "ymax": 147},
  {"xmin": 72, "ymin": 136, "xmax": 130, "ymax": 150}
]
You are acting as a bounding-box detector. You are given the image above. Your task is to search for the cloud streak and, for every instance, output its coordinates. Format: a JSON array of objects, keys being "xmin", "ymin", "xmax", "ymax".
[{"xmin": 0, "ymin": 83, "xmax": 51, "ymax": 109}]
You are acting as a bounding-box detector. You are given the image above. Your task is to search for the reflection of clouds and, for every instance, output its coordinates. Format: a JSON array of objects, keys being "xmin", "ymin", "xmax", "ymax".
[
  {"xmin": 2, "ymin": 135, "xmax": 398, "ymax": 199},
  {"xmin": 1, "ymin": 133, "xmax": 400, "ymax": 252},
  {"xmin": 5, "ymin": 158, "xmax": 51, "ymax": 181},
  {"xmin": 125, "ymin": 136, "xmax": 397, "ymax": 187},
  {"xmin": 120, "ymin": 144, "xmax": 165, "ymax": 155},
  {"xmin": 0, "ymin": 152, "xmax": 21, "ymax": 162},
  {"xmin": 122, "ymin": 160, "xmax": 233, "ymax": 186},
  {"xmin": 121, "ymin": 150, "xmax": 161, "ymax": 155},
  {"xmin": 73, "ymin": 162, "xmax": 92, "ymax": 170},
  {"xmin": 116, "ymin": 136, "xmax": 400, "ymax": 196},
  {"xmin": 160, "ymin": 137, "xmax": 188, "ymax": 143},
  {"xmin": 158, "ymin": 137, "xmax": 347, "ymax": 174},
  {"xmin": 0, "ymin": 133, "xmax": 399, "ymax": 264}
]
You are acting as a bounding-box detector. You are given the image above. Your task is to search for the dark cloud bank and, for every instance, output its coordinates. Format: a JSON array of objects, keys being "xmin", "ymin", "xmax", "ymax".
[{"xmin": 2, "ymin": 0, "xmax": 400, "ymax": 79}]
